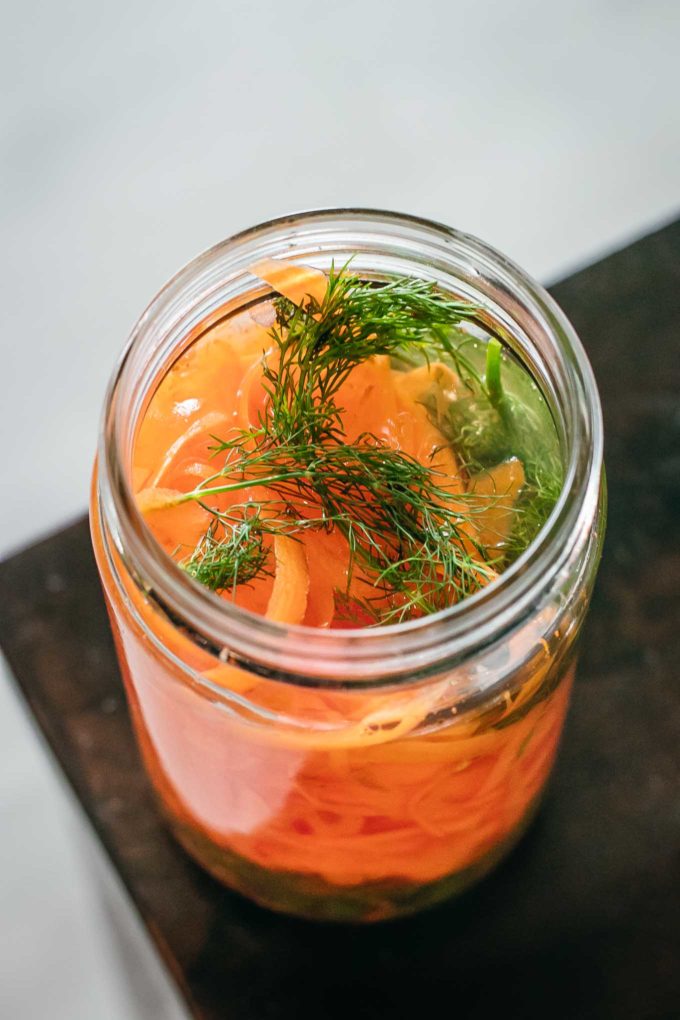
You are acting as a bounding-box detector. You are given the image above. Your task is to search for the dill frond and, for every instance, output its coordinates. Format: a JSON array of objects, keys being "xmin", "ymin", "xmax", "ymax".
[
  {"xmin": 167, "ymin": 266, "xmax": 561, "ymax": 622},
  {"xmin": 181, "ymin": 514, "xmax": 272, "ymax": 596}
]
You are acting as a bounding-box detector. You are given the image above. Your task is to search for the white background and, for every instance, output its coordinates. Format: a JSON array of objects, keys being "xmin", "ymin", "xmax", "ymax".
[{"xmin": 1, "ymin": 1, "xmax": 678, "ymax": 1016}]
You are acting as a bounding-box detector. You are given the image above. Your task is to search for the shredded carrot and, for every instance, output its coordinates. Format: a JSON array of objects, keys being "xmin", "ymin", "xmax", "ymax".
[
  {"xmin": 393, "ymin": 361, "xmax": 460, "ymax": 420},
  {"xmin": 147, "ymin": 411, "xmax": 229, "ymax": 488}
]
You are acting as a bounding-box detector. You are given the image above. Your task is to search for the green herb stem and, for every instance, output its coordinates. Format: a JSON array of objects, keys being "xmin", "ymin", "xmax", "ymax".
[{"xmin": 485, "ymin": 338, "xmax": 504, "ymax": 407}]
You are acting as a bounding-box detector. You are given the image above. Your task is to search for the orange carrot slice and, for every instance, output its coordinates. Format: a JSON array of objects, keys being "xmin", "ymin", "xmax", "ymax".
[
  {"xmin": 265, "ymin": 535, "xmax": 310, "ymax": 625},
  {"xmin": 237, "ymin": 353, "xmax": 271, "ymax": 430},
  {"xmin": 393, "ymin": 362, "xmax": 460, "ymax": 420},
  {"xmin": 469, "ymin": 457, "xmax": 525, "ymax": 550},
  {"xmin": 147, "ymin": 411, "xmax": 229, "ymax": 487},
  {"xmin": 135, "ymin": 491, "xmax": 211, "ymax": 556},
  {"xmin": 249, "ymin": 257, "xmax": 328, "ymax": 309},
  {"xmin": 203, "ymin": 661, "xmax": 258, "ymax": 696}
]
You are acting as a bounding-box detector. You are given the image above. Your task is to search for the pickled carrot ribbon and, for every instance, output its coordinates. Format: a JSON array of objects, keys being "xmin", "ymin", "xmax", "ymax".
[
  {"xmin": 96, "ymin": 477, "xmax": 570, "ymax": 887},
  {"xmin": 147, "ymin": 411, "xmax": 230, "ymax": 488},
  {"xmin": 468, "ymin": 457, "xmax": 526, "ymax": 549},
  {"xmin": 265, "ymin": 536, "xmax": 310, "ymax": 624},
  {"xmin": 249, "ymin": 257, "xmax": 328, "ymax": 308}
]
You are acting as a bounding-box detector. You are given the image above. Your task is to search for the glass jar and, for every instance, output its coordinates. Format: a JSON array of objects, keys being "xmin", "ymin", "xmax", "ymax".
[{"xmin": 91, "ymin": 209, "xmax": 605, "ymax": 922}]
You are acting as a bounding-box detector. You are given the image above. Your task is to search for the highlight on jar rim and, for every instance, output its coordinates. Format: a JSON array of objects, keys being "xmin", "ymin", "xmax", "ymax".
[{"xmin": 91, "ymin": 209, "xmax": 605, "ymax": 921}]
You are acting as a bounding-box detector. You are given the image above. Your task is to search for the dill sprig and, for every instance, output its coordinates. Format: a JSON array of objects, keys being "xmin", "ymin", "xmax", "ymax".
[
  {"xmin": 166, "ymin": 266, "xmax": 559, "ymax": 621},
  {"xmin": 181, "ymin": 513, "xmax": 272, "ymax": 596},
  {"xmin": 263, "ymin": 266, "xmax": 480, "ymax": 447},
  {"xmin": 174, "ymin": 438, "xmax": 496, "ymax": 613}
]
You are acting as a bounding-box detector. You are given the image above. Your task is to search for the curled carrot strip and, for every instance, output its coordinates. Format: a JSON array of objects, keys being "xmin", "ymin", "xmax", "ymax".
[
  {"xmin": 393, "ymin": 361, "xmax": 460, "ymax": 420},
  {"xmin": 469, "ymin": 456, "xmax": 526, "ymax": 550},
  {"xmin": 265, "ymin": 535, "xmax": 310, "ymax": 625},
  {"xmin": 237, "ymin": 352, "xmax": 271, "ymax": 430},
  {"xmin": 148, "ymin": 411, "xmax": 229, "ymax": 488},
  {"xmin": 249, "ymin": 257, "xmax": 328, "ymax": 309}
]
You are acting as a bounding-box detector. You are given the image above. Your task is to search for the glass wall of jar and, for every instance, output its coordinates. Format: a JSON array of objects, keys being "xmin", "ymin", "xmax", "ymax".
[{"xmin": 91, "ymin": 210, "xmax": 605, "ymax": 921}]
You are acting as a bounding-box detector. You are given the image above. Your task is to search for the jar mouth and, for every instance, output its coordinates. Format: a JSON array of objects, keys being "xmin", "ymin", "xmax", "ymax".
[{"xmin": 98, "ymin": 207, "xmax": 603, "ymax": 684}]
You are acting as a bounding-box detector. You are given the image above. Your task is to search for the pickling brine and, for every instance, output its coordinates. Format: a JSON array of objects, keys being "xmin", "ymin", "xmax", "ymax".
[{"xmin": 91, "ymin": 210, "xmax": 604, "ymax": 920}]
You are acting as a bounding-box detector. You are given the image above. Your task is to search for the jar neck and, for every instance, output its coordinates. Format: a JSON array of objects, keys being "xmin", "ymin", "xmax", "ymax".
[{"xmin": 98, "ymin": 208, "xmax": 603, "ymax": 686}]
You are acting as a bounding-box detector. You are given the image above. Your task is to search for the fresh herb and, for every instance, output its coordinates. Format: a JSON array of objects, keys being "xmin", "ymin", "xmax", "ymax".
[
  {"xmin": 262, "ymin": 266, "xmax": 480, "ymax": 447},
  {"xmin": 180, "ymin": 512, "xmax": 272, "ymax": 596},
  {"xmin": 154, "ymin": 266, "xmax": 561, "ymax": 621},
  {"xmin": 172, "ymin": 435, "xmax": 497, "ymax": 620},
  {"xmin": 166, "ymin": 269, "xmax": 504, "ymax": 619},
  {"xmin": 431, "ymin": 333, "xmax": 564, "ymax": 562}
]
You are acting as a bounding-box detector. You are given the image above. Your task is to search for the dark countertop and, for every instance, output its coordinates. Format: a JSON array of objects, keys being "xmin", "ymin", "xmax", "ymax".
[{"xmin": 1, "ymin": 220, "xmax": 679, "ymax": 1019}]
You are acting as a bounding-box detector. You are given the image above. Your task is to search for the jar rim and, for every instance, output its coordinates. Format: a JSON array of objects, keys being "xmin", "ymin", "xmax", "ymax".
[{"xmin": 97, "ymin": 207, "xmax": 603, "ymax": 685}]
